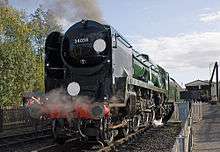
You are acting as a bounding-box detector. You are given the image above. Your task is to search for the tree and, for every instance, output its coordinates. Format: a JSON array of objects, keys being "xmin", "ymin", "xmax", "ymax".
[
  {"xmin": 28, "ymin": 6, "xmax": 62, "ymax": 93},
  {"xmin": 0, "ymin": 6, "xmax": 62, "ymax": 106},
  {"xmin": 29, "ymin": 6, "xmax": 62, "ymax": 55},
  {"xmin": 0, "ymin": 7, "xmax": 37, "ymax": 106}
]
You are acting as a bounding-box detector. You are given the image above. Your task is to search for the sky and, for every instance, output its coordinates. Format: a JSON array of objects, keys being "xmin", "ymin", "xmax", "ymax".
[{"xmin": 9, "ymin": 0, "xmax": 220, "ymax": 86}]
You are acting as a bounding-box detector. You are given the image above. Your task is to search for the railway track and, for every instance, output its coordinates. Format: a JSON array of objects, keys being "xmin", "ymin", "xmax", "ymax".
[
  {"xmin": 33, "ymin": 122, "xmax": 181, "ymax": 152},
  {"xmin": 0, "ymin": 128, "xmax": 53, "ymax": 151}
]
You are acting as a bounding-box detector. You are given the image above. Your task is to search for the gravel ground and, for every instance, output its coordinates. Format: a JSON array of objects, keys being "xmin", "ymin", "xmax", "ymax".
[{"xmin": 117, "ymin": 122, "xmax": 181, "ymax": 152}]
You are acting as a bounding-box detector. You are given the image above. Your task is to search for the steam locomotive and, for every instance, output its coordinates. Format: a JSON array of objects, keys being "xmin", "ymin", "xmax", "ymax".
[{"xmin": 44, "ymin": 20, "xmax": 177, "ymax": 145}]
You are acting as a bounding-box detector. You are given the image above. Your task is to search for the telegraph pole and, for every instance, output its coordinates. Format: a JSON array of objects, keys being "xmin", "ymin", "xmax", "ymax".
[
  {"xmin": 209, "ymin": 62, "xmax": 219, "ymax": 102},
  {"xmin": 216, "ymin": 62, "xmax": 219, "ymax": 102}
]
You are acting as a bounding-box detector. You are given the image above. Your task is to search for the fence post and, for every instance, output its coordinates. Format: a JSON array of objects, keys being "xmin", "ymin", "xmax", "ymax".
[
  {"xmin": 0, "ymin": 107, "xmax": 3, "ymax": 132},
  {"xmin": 200, "ymin": 102, "xmax": 203, "ymax": 121}
]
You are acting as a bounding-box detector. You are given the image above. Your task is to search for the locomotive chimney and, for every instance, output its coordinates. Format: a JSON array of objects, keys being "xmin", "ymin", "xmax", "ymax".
[{"xmin": 81, "ymin": 19, "xmax": 88, "ymax": 28}]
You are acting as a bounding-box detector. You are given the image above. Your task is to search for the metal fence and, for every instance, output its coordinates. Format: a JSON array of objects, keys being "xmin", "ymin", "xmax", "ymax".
[
  {"xmin": 191, "ymin": 102, "xmax": 203, "ymax": 122},
  {"xmin": 171, "ymin": 101, "xmax": 203, "ymax": 152},
  {"xmin": 0, "ymin": 107, "xmax": 34, "ymax": 131}
]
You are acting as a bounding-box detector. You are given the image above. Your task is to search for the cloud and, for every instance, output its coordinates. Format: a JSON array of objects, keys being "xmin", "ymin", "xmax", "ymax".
[
  {"xmin": 133, "ymin": 32, "xmax": 220, "ymax": 72},
  {"xmin": 199, "ymin": 11, "xmax": 220, "ymax": 23},
  {"xmin": 132, "ymin": 32, "xmax": 220, "ymax": 84}
]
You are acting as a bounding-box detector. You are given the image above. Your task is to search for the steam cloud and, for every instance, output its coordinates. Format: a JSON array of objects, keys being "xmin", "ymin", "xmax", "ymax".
[
  {"xmin": 42, "ymin": 88, "xmax": 74, "ymax": 116},
  {"xmin": 27, "ymin": 88, "xmax": 124, "ymax": 120},
  {"xmin": 40, "ymin": 88, "xmax": 93, "ymax": 118},
  {"xmin": 42, "ymin": 0, "xmax": 104, "ymax": 29},
  {"xmin": 28, "ymin": 88, "xmax": 106, "ymax": 119}
]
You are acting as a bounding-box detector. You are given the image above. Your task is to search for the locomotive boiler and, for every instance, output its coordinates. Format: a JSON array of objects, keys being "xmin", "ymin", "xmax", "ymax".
[{"xmin": 44, "ymin": 20, "xmax": 175, "ymax": 145}]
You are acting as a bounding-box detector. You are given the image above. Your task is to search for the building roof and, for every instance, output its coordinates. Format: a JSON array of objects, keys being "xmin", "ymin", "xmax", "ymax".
[{"xmin": 185, "ymin": 80, "xmax": 209, "ymax": 87}]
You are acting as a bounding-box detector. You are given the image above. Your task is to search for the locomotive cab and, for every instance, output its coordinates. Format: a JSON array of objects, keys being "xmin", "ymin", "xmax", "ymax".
[{"xmin": 45, "ymin": 32, "xmax": 65, "ymax": 92}]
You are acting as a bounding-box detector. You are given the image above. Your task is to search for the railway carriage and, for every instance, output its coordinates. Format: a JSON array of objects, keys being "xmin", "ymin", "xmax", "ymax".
[{"xmin": 44, "ymin": 20, "xmax": 176, "ymax": 144}]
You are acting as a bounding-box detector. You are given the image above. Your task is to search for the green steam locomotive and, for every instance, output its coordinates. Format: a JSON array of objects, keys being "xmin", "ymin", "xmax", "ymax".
[{"xmin": 44, "ymin": 20, "xmax": 179, "ymax": 145}]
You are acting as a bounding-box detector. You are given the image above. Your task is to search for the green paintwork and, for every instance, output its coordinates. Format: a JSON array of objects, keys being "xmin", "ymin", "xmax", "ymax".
[
  {"xmin": 133, "ymin": 58, "xmax": 150, "ymax": 82},
  {"xmin": 132, "ymin": 53, "xmax": 181, "ymax": 103}
]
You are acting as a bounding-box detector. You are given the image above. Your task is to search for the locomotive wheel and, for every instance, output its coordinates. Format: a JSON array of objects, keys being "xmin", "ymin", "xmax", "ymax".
[
  {"xmin": 149, "ymin": 109, "xmax": 155, "ymax": 125},
  {"xmin": 141, "ymin": 112, "xmax": 150, "ymax": 127},
  {"xmin": 102, "ymin": 118, "xmax": 114, "ymax": 145},
  {"xmin": 122, "ymin": 118, "xmax": 129, "ymax": 136},
  {"xmin": 155, "ymin": 106, "xmax": 164, "ymax": 120},
  {"xmin": 131, "ymin": 115, "xmax": 141, "ymax": 132},
  {"xmin": 103, "ymin": 129, "xmax": 114, "ymax": 145},
  {"xmin": 52, "ymin": 119, "xmax": 67, "ymax": 145},
  {"xmin": 117, "ymin": 118, "xmax": 129, "ymax": 138}
]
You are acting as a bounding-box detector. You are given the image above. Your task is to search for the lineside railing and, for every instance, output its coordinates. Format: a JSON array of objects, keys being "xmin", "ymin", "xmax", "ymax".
[
  {"xmin": 171, "ymin": 101, "xmax": 203, "ymax": 152},
  {"xmin": 191, "ymin": 102, "xmax": 203, "ymax": 122},
  {"xmin": 0, "ymin": 106, "xmax": 48, "ymax": 132}
]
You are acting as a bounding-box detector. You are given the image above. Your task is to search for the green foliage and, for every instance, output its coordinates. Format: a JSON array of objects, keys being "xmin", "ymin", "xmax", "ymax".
[
  {"xmin": 0, "ymin": 6, "xmax": 61, "ymax": 107},
  {"xmin": 28, "ymin": 6, "xmax": 62, "ymax": 55},
  {"xmin": 28, "ymin": 6, "xmax": 62, "ymax": 93},
  {"xmin": 0, "ymin": 7, "xmax": 35, "ymax": 106}
]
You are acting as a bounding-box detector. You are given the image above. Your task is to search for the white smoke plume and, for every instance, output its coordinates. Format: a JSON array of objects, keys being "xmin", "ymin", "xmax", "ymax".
[
  {"xmin": 0, "ymin": 0, "xmax": 8, "ymax": 7},
  {"xmin": 42, "ymin": 0, "xmax": 104, "ymax": 29}
]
